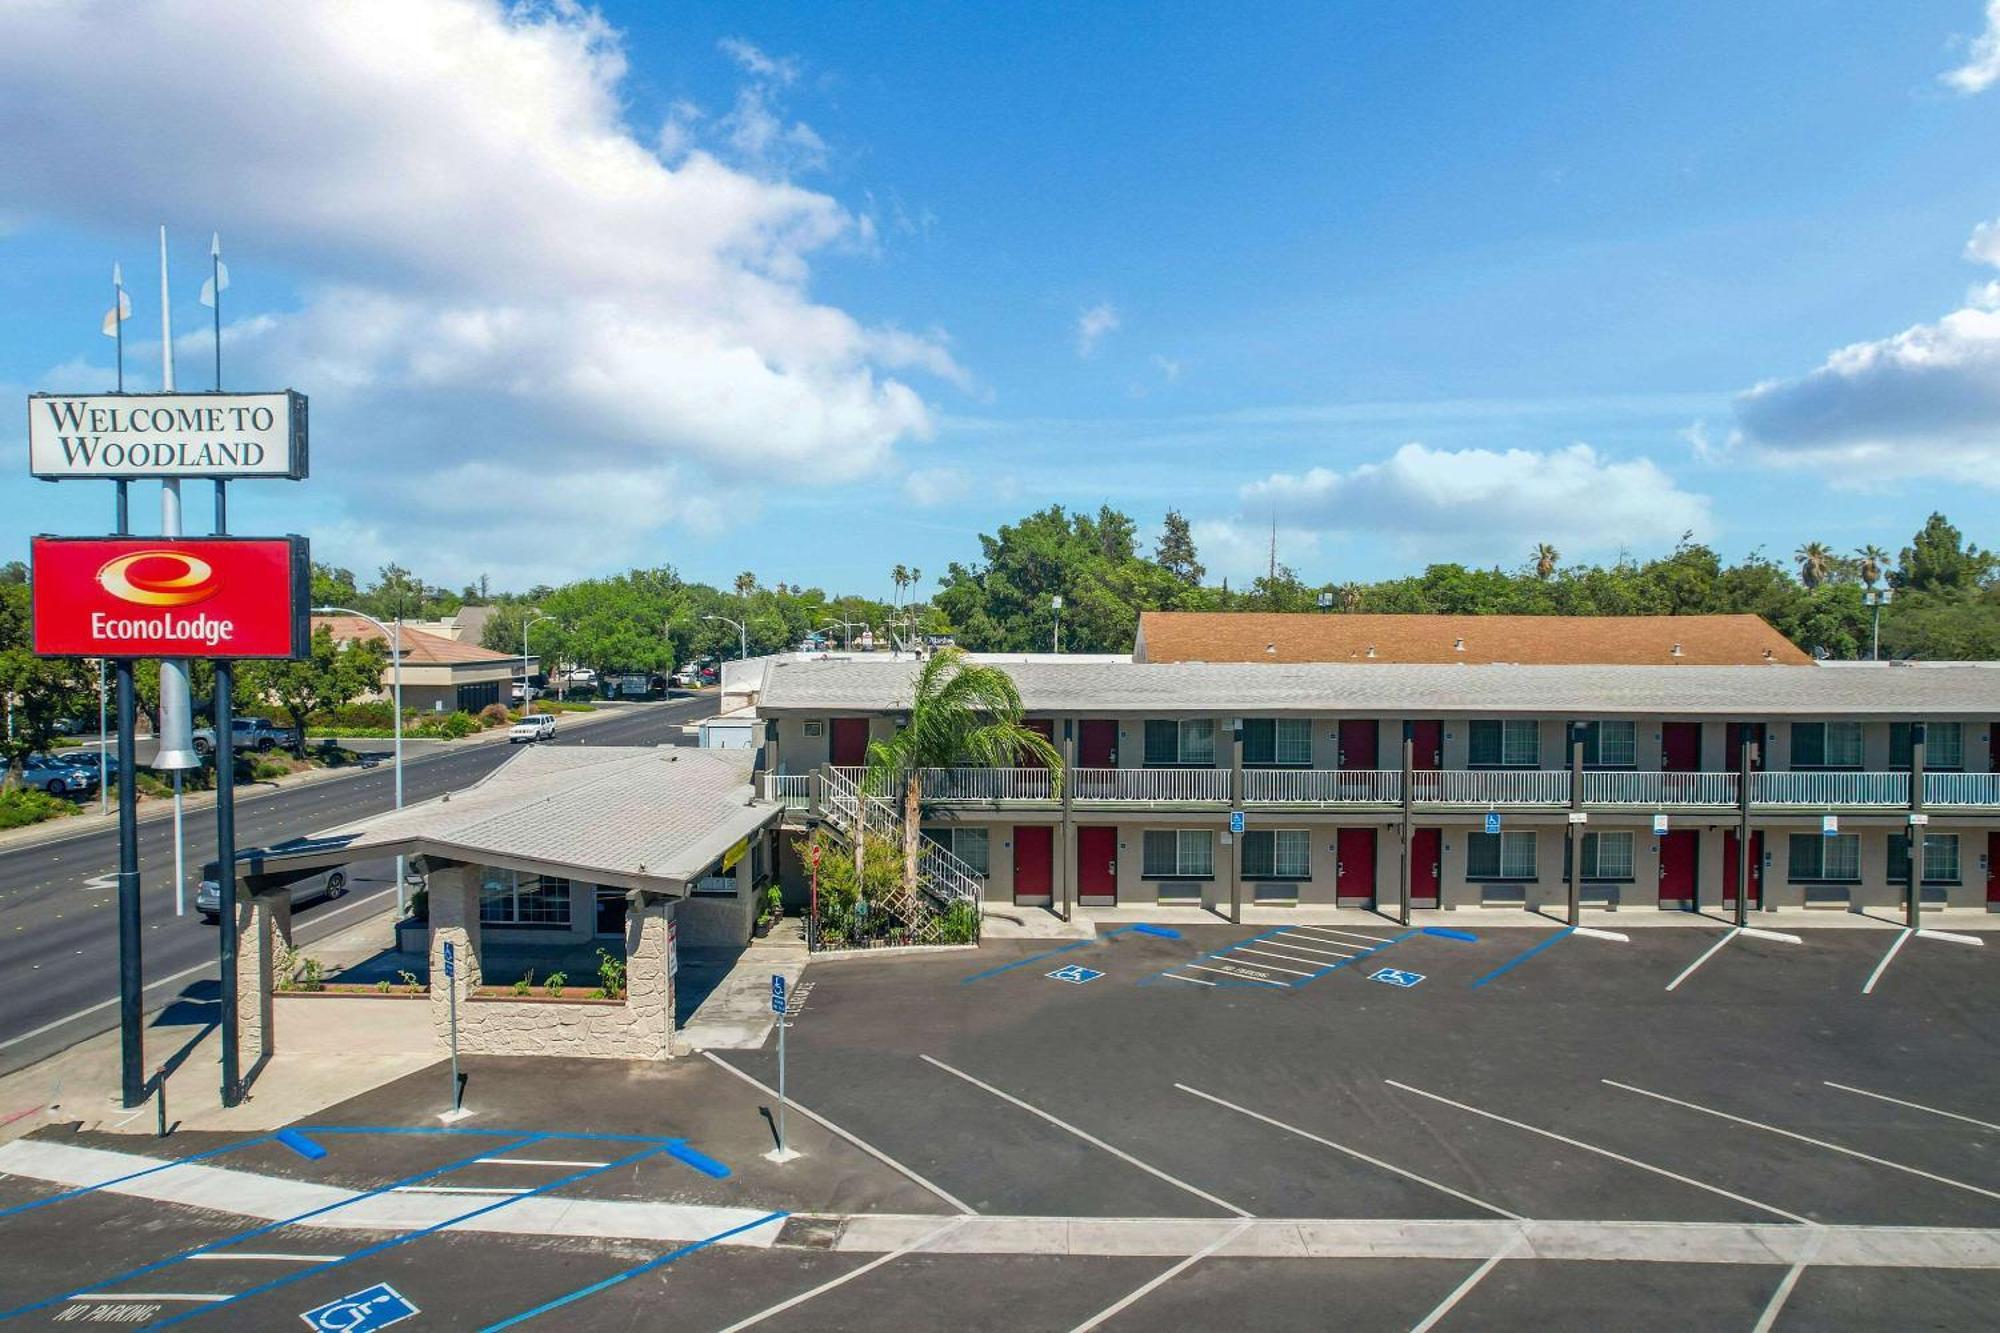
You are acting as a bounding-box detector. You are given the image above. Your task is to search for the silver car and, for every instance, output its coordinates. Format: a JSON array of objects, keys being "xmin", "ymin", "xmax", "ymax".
[{"xmin": 196, "ymin": 867, "xmax": 348, "ymax": 923}]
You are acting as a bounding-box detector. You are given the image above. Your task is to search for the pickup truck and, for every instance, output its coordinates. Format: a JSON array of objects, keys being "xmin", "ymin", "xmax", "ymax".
[
  {"xmin": 509, "ymin": 714, "xmax": 557, "ymax": 743},
  {"xmin": 192, "ymin": 717, "xmax": 297, "ymax": 755}
]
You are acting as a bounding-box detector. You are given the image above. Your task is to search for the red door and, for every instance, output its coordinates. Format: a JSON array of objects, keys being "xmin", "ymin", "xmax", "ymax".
[
  {"xmin": 1339, "ymin": 720, "xmax": 1379, "ymax": 771},
  {"xmin": 1077, "ymin": 826, "xmax": 1117, "ymax": 906},
  {"xmin": 1723, "ymin": 830, "xmax": 1763, "ymax": 906},
  {"xmin": 829, "ymin": 717, "xmax": 869, "ymax": 767},
  {"xmin": 1336, "ymin": 827, "xmax": 1376, "ymax": 901},
  {"xmin": 1662, "ymin": 723, "xmax": 1701, "ymax": 773},
  {"xmin": 1079, "ymin": 719, "xmax": 1117, "ymax": 768},
  {"xmin": 1409, "ymin": 721, "xmax": 1443, "ymax": 770},
  {"xmin": 1410, "ymin": 827, "xmax": 1441, "ymax": 906},
  {"xmin": 1989, "ymin": 832, "xmax": 2000, "ymax": 905},
  {"xmin": 1725, "ymin": 723, "xmax": 1765, "ymax": 771},
  {"xmin": 1013, "ymin": 825, "xmax": 1053, "ymax": 905},
  {"xmin": 1658, "ymin": 829, "xmax": 1698, "ymax": 906}
]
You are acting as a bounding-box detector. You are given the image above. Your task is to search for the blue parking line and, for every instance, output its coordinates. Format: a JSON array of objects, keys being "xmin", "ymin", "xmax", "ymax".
[
  {"xmin": 476, "ymin": 1210, "xmax": 789, "ymax": 1331},
  {"xmin": 298, "ymin": 1125, "xmax": 677, "ymax": 1144},
  {"xmin": 961, "ymin": 939, "xmax": 1093, "ymax": 984},
  {"xmin": 143, "ymin": 1141, "xmax": 680, "ymax": 1329},
  {"xmin": 0, "ymin": 1133, "xmax": 275, "ymax": 1222},
  {"xmin": 1470, "ymin": 928, "xmax": 1574, "ymax": 989}
]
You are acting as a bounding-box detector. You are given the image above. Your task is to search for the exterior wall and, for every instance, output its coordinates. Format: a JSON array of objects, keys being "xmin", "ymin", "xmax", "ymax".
[{"xmin": 678, "ymin": 852, "xmax": 759, "ymax": 947}]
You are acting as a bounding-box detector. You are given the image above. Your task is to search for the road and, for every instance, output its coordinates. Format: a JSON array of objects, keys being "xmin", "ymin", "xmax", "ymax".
[{"xmin": 0, "ymin": 694, "xmax": 719, "ymax": 1076}]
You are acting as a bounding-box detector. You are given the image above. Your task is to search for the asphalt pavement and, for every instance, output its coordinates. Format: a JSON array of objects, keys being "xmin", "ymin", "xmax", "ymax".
[{"xmin": 0, "ymin": 694, "xmax": 718, "ymax": 1076}]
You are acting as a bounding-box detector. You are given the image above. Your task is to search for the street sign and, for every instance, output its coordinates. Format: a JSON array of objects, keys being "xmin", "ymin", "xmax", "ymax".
[
  {"xmin": 28, "ymin": 390, "xmax": 309, "ymax": 480},
  {"xmin": 300, "ymin": 1282, "xmax": 419, "ymax": 1333},
  {"xmin": 1048, "ymin": 964, "xmax": 1105, "ymax": 984},
  {"xmin": 442, "ymin": 941, "xmax": 455, "ymax": 981},
  {"xmin": 1484, "ymin": 811, "xmax": 1501, "ymax": 835},
  {"xmin": 770, "ymin": 973, "xmax": 787, "ymax": 1014},
  {"xmin": 30, "ymin": 535, "xmax": 310, "ymax": 660},
  {"xmin": 1229, "ymin": 810, "xmax": 1244, "ymax": 835},
  {"xmin": 810, "ymin": 842, "xmax": 823, "ymax": 868},
  {"xmin": 1369, "ymin": 967, "xmax": 1425, "ymax": 989}
]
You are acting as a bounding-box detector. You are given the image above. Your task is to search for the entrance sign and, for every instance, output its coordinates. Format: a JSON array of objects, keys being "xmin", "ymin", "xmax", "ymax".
[
  {"xmin": 300, "ymin": 1282, "xmax": 419, "ymax": 1332},
  {"xmin": 30, "ymin": 535, "xmax": 310, "ymax": 659},
  {"xmin": 28, "ymin": 391, "xmax": 307, "ymax": 480}
]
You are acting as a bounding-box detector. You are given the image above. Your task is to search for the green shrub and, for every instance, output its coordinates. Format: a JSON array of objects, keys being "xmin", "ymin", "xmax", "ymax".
[
  {"xmin": 0, "ymin": 788, "xmax": 77, "ymax": 830},
  {"xmin": 593, "ymin": 948, "xmax": 627, "ymax": 1000},
  {"xmin": 543, "ymin": 971, "xmax": 567, "ymax": 998},
  {"xmin": 478, "ymin": 703, "xmax": 511, "ymax": 728},
  {"xmin": 763, "ymin": 883, "xmax": 783, "ymax": 923},
  {"xmin": 510, "ymin": 969, "xmax": 535, "ymax": 997},
  {"xmin": 397, "ymin": 969, "xmax": 422, "ymax": 995},
  {"xmin": 296, "ymin": 957, "xmax": 326, "ymax": 992},
  {"xmin": 937, "ymin": 899, "xmax": 981, "ymax": 944},
  {"xmin": 252, "ymin": 758, "xmax": 292, "ymax": 781}
]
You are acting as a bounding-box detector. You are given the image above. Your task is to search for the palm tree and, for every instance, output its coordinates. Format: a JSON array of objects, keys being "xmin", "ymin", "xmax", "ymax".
[
  {"xmin": 1338, "ymin": 582, "xmax": 1364, "ymax": 612},
  {"xmin": 1794, "ymin": 542, "xmax": 1834, "ymax": 589},
  {"xmin": 1533, "ymin": 543, "xmax": 1560, "ymax": 579},
  {"xmin": 863, "ymin": 649, "xmax": 1063, "ymax": 901},
  {"xmin": 1856, "ymin": 544, "xmax": 1889, "ymax": 588}
]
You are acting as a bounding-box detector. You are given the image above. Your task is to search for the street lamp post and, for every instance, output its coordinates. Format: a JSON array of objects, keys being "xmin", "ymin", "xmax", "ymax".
[
  {"xmin": 817, "ymin": 617, "xmax": 859, "ymax": 651},
  {"xmin": 1862, "ymin": 587, "xmax": 1892, "ymax": 661},
  {"xmin": 314, "ymin": 606, "xmax": 407, "ymax": 914},
  {"xmin": 1051, "ymin": 595, "xmax": 1063, "ymax": 654},
  {"xmin": 522, "ymin": 612, "xmax": 552, "ymax": 709},
  {"xmin": 705, "ymin": 614, "xmax": 749, "ymax": 660}
]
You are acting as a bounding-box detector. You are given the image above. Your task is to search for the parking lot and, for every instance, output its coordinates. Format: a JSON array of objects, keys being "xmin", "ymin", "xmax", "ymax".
[{"xmin": 0, "ymin": 921, "xmax": 1995, "ymax": 1329}]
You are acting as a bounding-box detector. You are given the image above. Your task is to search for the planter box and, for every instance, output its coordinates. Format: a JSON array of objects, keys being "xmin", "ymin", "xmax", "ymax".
[
  {"xmin": 469, "ymin": 989, "xmax": 624, "ymax": 1006},
  {"xmin": 276, "ymin": 986, "xmax": 427, "ymax": 999}
]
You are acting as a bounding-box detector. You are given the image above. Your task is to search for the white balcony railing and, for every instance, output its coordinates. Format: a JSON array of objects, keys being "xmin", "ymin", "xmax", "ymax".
[
  {"xmin": 919, "ymin": 767, "xmax": 1056, "ymax": 803},
  {"xmin": 1751, "ymin": 771, "xmax": 1909, "ymax": 807},
  {"xmin": 1925, "ymin": 773, "xmax": 2000, "ymax": 807},
  {"xmin": 1410, "ymin": 769, "xmax": 1571, "ymax": 805},
  {"xmin": 1070, "ymin": 767, "xmax": 1230, "ymax": 804},
  {"xmin": 1242, "ymin": 769, "xmax": 1401, "ymax": 803},
  {"xmin": 764, "ymin": 774, "xmax": 811, "ymax": 809},
  {"xmin": 1579, "ymin": 771, "xmax": 1739, "ymax": 807}
]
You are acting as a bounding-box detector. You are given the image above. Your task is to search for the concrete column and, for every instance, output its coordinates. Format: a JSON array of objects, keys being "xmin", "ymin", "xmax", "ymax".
[
  {"xmin": 428, "ymin": 864, "xmax": 482, "ymax": 1050},
  {"xmin": 235, "ymin": 889, "xmax": 290, "ymax": 1067},
  {"xmin": 625, "ymin": 895, "xmax": 674, "ymax": 1059}
]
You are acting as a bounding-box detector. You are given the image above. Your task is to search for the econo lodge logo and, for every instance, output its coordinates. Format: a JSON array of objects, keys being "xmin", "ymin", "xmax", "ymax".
[{"xmin": 95, "ymin": 550, "xmax": 220, "ymax": 608}]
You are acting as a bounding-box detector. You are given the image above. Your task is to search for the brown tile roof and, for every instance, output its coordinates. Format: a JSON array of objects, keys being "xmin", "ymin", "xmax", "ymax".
[
  {"xmin": 314, "ymin": 615, "xmax": 526, "ymax": 667},
  {"xmin": 1134, "ymin": 612, "xmax": 1812, "ymax": 667}
]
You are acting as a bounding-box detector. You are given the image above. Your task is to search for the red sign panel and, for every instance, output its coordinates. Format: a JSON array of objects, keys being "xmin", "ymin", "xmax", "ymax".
[{"xmin": 31, "ymin": 536, "xmax": 310, "ymax": 660}]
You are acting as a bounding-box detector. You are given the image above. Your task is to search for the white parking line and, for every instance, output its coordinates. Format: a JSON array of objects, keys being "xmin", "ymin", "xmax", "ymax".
[
  {"xmin": 1822, "ymin": 1082, "xmax": 2000, "ymax": 1134},
  {"xmin": 1183, "ymin": 963, "xmax": 1286, "ymax": 986},
  {"xmin": 1409, "ymin": 1232, "xmax": 1525, "ymax": 1333},
  {"xmin": 1067, "ymin": 1218, "xmax": 1254, "ymax": 1333},
  {"xmin": 920, "ymin": 1054, "xmax": 1252, "ymax": 1218},
  {"xmin": 1665, "ymin": 929, "xmax": 1739, "ymax": 992},
  {"xmin": 1267, "ymin": 936, "xmax": 1356, "ymax": 959},
  {"xmin": 703, "ymin": 1051, "xmax": 977, "ymax": 1216},
  {"xmin": 392, "ymin": 1185, "xmax": 529, "ymax": 1196},
  {"xmin": 1157, "ymin": 972, "xmax": 1215, "ymax": 986},
  {"xmin": 1174, "ymin": 1083, "xmax": 1522, "ymax": 1220},
  {"xmin": 1385, "ymin": 1080, "xmax": 1811, "ymax": 1224},
  {"xmin": 1751, "ymin": 1227, "xmax": 1824, "ymax": 1333},
  {"xmin": 74, "ymin": 1293, "xmax": 228, "ymax": 1303},
  {"xmin": 1603, "ymin": 1080, "xmax": 2000, "ymax": 1203},
  {"xmin": 1861, "ymin": 928, "xmax": 1912, "ymax": 994},
  {"xmin": 474, "ymin": 1158, "xmax": 612, "ymax": 1169},
  {"xmin": 1223, "ymin": 949, "xmax": 1316, "ymax": 975},
  {"xmin": 186, "ymin": 1252, "xmax": 341, "ymax": 1263},
  {"xmin": 1286, "ymin": 927, "xmax": 1394, "ymax": 945},
  {"xmin": 718, "ymin": 1217, "xmax": 971, "ymax": 1331}
]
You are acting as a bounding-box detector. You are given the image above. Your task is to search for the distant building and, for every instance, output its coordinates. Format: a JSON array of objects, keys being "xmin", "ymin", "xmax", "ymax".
[
  {"xmin": 1133, "ymin": 611, "xmax": 1812, "ymax": 667},
  {"xmin": 402, "ymin": 604, "xmax": 500, "ymax": 645},
  {"xmin": 315, "ymin": 614, "xmax": 534, "ymax": 714}
]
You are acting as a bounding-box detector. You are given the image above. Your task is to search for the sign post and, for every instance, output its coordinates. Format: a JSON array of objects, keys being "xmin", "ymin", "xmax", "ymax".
[
  {"xmin": 809, "ymin": 841, "xmax": 822, "ymax": 949},
  {"xmin": 766, "ymin": 974, "xmax": 799, "ymax": 1162},
  {"xmin": 443, "ymin": 941, "xmax": 461, "ymax": 1116}
]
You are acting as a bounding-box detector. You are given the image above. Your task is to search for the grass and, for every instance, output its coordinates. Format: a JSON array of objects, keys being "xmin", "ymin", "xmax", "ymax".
[{"xmin": 0, "ymin": 787, "xmax": 81, "ymax": 830}]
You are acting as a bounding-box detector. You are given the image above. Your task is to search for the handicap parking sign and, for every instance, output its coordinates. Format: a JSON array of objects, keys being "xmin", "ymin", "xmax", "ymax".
[
  {"xmin": 1048, "ymin": 964, "xmax": 1105, "ymax": 985},
  {"xmin": 1369, "ymin": 967, "xmax": 1425, "ymax": 989},
  {"xmin": 301, "ymin": 1282, "xmax": 420, "ymax": 1332}
]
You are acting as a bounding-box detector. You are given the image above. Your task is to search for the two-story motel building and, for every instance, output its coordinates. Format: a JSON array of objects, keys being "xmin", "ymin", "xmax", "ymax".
[{"xmin": 756, "ymin": 658, "xmax": 2000, "ymax": 915}]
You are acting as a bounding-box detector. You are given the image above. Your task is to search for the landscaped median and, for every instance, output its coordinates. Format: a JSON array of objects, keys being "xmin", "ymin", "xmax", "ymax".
[{"xmin": 305, "ymin": 698, "xmax": 599, "ymax": 743}]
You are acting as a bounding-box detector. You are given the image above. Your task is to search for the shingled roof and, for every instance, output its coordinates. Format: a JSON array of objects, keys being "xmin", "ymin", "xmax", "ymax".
[
  {"xmin": 1134, "ymin": 611, "xmax": 1812, "ymax": 667},
  {"xmin": 314, "ymin": 614, "xmax": 524, "ymax": 667}
]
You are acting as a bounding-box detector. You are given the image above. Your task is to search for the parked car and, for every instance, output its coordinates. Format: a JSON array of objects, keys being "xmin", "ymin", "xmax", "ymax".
[
  {"xmin": 698, "ymin": 664, "xmax": 720, "ymax": 684},
  {"xmin": 192, "ymin": 716, "xmax": 296, "ymax": 755},
  {"xmin": 20, "ymin": 753, "xmax": 99, "ymax": 797},
  {"xmin": 196, "ymin": 866, "xmax": 346, "ymax": 924},
  {"xmin": 509, "ymin": 714, "xmax": 557, "ymax": 743}
]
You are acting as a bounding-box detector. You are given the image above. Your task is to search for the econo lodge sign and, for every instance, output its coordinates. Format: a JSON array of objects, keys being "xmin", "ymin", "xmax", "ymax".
[{"xmin": 31, "ymin": 536, "xmax": 311, "ymax": 659}]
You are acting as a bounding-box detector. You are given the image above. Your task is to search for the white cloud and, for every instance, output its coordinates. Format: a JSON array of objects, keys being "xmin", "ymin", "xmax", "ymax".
[
  {"xmin": 1241, "ymin": 442, "xmax": 1712, "ymax": 561},
  {"xmin": 1942, "ymin": 1, "xmax": 2000, "ymax": 93},
  {"xmin": 901, "ymin": 466, "xmax": 971, "ymax": 507},
  {"xmin": 1075, "ymin": 303, "xmax": 1120, "ymax": 358},
  {"xmin": 1152, "ymin": 354, "xmax": 1183, "ymax": 382},
  {"xmin": 1728, "ymin": 215, "xmax": 2000, "ymax": 484},
  {"xmin": 0, "ymin": 1, "xmax": 959, "ymax": 582},
  {"xmin": 718, "ymin": 37, "xmax": 799, "ymax": 85},
  {"xmin": 1188, "ymin": 518, "xmax": 1322, "ymax": 583}
]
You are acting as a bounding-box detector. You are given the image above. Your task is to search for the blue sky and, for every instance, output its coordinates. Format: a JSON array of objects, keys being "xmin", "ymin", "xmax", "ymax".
[{"xmin": 3, "ymin": 0, "xmax": 1999, "ymax": 597}]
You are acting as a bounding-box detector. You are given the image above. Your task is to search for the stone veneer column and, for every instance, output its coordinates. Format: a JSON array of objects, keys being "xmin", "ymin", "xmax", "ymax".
[
  {"xmin": 624, "ymin": 895, "xmax": 675, "ymax": 1059},
  {"xmin": 428, "ymin": 864, "xmax": 482, "ymax": 1051},
  {"xmin": 235, "ymin": 890, "xmax": 291, "ymax": 1065}
]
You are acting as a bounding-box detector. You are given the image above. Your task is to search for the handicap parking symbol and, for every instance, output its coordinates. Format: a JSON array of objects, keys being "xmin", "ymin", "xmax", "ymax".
[
  {"xmin": 1369, "ymin": 967, "xmax": 1426, "ymax": 989},
  {"xmin": 1048, "ymin": 964, "xmax": 1105, "ymax": 985},
  {"xmin": 300, "ymin": 1282, "xmax": 420, "ymax": 1332}
]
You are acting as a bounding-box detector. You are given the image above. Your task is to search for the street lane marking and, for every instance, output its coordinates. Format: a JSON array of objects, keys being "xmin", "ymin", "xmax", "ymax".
[
  {"xmin": 718, "ymin": 1217, "xmax": 971, "ymax": 1331},
  {"xmin": 1751, "ymin": 1227, "xmax": 1824, "ymax": 1333},
  {"xmin": 1822, "ymin": 1082, "xmax": 2000, "ymax": 1134},
  {"xmin": 1665, "ymin": 929, "xmax": 1738, "ymax": 992},
  {"xmin": 1603, "ymin": 1080, "xmax": 2000, "ymax": 1203},
  {"xmin": 702, "ymin": 1052, "xmax": 976, "ymax": 1216},
  {"xmin": 921, "ymin": 1054, "xmax": 1252, "ymax": 1218},
  {"xmin": 1067, "ymin": 1218, "xmax": 1254, "ymax": 1333},
  {"xmin": 1385, "ymin": 1080, "xmax": 1811, "ymax": 1224},
  {"xmin": 1861, "ymin": 928, "xmax": 1911, "ymax": 994},
  {"xmin": 1409, "ymin": 1232, "xmax": 1525, "ymax": 1333},
  {"xmin": 1174, "ymin": 1083, "xmax": 1522, "ymax": 1220}
]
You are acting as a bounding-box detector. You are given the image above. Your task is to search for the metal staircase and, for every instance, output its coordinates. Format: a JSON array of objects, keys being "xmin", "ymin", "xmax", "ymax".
[{"xmin": 817, "ymin": 766, "xmax": 984, "ymax": 943}]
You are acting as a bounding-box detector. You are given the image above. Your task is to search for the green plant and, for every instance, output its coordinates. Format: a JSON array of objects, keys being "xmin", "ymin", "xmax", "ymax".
[
  {"xmin": 398, "ymin": 969, "xmax": 422, "ymax": 995},
  {"xmin": 271, "ymin": 935, "xmax": 299, "ymax": 990},
  {"xmin": 296, "ymin": 956, "xmax": 326, "ymax": 993},
  {"xmin": 511, "ymin": 969, "xmax": 535, "ymax": 997},
  {"xmin": 593, "ymin": 948, "xmax": 627, "ymax": 1000},
  {"xmin": 543, "ymin": 971, "xmax": 567, "ymax": 998},
  {"xmin": 937, "ymin": 899, "xmax": 981, "ymax": 944},
  {"xmin": 375, "ymin": 978, "xmax": 393, "ymax": 994},
  {"xmin": 0, "ymin": 788, "xmax": 77, "ymax": 830},
  {"xmin": 478, "ymin": 703, "xmax": 511, "ymax": 727},
  {"xmin": 763, "ymin": 883, "xmax": 782, "ymax": 923}
]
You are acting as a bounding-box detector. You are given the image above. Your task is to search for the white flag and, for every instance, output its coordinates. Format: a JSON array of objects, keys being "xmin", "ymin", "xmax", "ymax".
[
  {"xmin": 101, "ymin": 288, "xmax": 131, "ymax": 338},
  {"xmin": 199, "ymin": 260, "xmax": 229, "ymax": 309}
]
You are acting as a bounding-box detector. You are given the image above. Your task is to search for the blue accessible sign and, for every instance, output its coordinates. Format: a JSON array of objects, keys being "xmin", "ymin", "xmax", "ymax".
[
  {"xmin": 1483, "ymin": 811, "xmax": 1501, "ymax": 835},
  {"xmin": 1048, "ymin": 964, "xmax": 1105, "ymax": 985},
  {"xmin": 300, "ymin": 1282, "xmax": 420, "ymax": 1332},
  {"xmin": 1369, "ymin": 967, "xmax": 1426, "ymax": 989},
  {"xmin": 771, "ymin": 973, "xmax": 787, "ymax": 1014},
  {"xmin": 441, "ymin": 940, "xmax": 454, "ymax": 980}
]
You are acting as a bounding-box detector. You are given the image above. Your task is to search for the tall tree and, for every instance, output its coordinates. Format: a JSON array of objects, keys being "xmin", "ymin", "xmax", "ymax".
[
  {"xmin": 1855, "ymin": 545, "xmax": 1889, "ymax": 588},
  {"xmin": 239, "ymin": 625, "xmax": 388, "ymax": 751},
  {"xmin": 1155, "ymin": 509, "xmax": 1205, "ymax": 585},
  {"xmin": 1794, "ymin": 541, "xmax": 1834, "ymax": 589},
  {"xmin": 0, "ymin": 582, "xmax": 91, "ymax": 789},
  {"xmin": 1533, "ymin": 543, "xmax": 1560, "ymax": 579},
  {"xmin": 1896, "ymin": 513, "xmax": 1990, "ymax": 592}
]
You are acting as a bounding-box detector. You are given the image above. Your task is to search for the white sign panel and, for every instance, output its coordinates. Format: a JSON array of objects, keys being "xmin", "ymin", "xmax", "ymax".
[{"xmin": 28, "ymin": 391, "xmax": 308, "ymax": 480}]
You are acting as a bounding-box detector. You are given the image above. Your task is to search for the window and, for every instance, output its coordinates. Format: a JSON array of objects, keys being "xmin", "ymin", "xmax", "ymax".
[
  {"xmin": 1890, "ymin": 722, "xmax": 1964, "ymax": 771},
  {"xmin": 1466, "ymin": 830, "xmax": 1538, "ymax": 880},
  {"xmin": 1141, "ymin": 829, "xmax": 1215, "ymax": 878},
  {"xmin": 1242, "ymin": 829, "xmax": 1311, "ymax": 879},
  {"xmin": 479, "ymin": 870, "xmax": 572, "ymax": 926},
  {"xmin": 1577, "ymin": 720, "xmax": 1637, "ymax": 768},
  {"xmin": 1562, "ymin": 830, "xmax": 1635, "ymax": 881},
  {"xmin": 1787, "ymin": 833, "xmax": 1861, "ymax": 882},
  {"xmin": 1791, "ymin": 721, "xmax": 1862, "ymax": 769},
  {"xmin": 1143, "ymin": 718, "xmax": 1215, "ymax": 766},
  {"xmin": 922, "ymin": 825, "xmax": 990, "ymax": 877},
  {"xmin": 1242, "ymin": 718, "xmax": 1313, "ymax": 766},
  {"xmin": 1888, "ymin": 832, "xmax": 1960, "ymax": 884},
  {"xmin": 1468, "ymin": 719, "xmax": 1539, "ymax": 767}
]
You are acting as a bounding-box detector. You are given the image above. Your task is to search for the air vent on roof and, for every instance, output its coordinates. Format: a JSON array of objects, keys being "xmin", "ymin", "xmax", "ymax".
[
  {"xmin": 1671, "ymin": 642, "xmax": 1683, "ymax": 658},
  {"xmin": 1265, "ymin": 643, "xmax": 1277, "ymax": 655},
  {"xmin": 1453, "ymin": 637, "xmax": 1464, "ymax": 652},
  {"xmin": 1762, "ymin": 649, "xmax": 1774, "ymax": 663},
  {"xmin": 1365, "ymin": 645, "xmax": 1376, "ymax": 659}
]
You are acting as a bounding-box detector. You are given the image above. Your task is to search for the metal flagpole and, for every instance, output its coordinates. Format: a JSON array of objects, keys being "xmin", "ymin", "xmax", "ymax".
[
  {"xmin": 154, "ymin": 226, "xmax": 200, "ymax": 914},
  {"xmin": 100, "ymin": 264, "xmax": 126, "ymax": 817},
  {"xmin": 206, "ymin": 232, "xmax": 242, "ymax": 1106}
]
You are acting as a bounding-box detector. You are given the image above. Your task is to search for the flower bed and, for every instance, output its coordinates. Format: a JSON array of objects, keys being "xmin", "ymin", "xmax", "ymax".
[{"xmin": 469, "ymin": 987, "xmax": 623, "ymax": 1005}]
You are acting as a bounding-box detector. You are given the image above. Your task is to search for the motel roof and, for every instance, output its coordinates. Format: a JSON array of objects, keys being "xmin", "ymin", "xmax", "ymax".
[
  {"xmin": 229, "ymin": 746, "xmax": 779, "ymax": 895},
  {"xmin": 756, "ymin": 657, "xmax": 2000, "ymax": 719}
]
